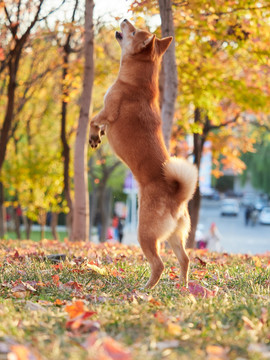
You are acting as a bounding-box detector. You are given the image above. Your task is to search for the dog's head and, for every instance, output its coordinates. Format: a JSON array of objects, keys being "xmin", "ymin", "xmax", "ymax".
[{"xmin": 115, "ymin": 19, "xmax": 172, "ymax": 59}]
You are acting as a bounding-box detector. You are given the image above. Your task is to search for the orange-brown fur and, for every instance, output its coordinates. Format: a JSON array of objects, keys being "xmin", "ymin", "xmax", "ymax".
[{"xmin": 89, "ymin": 20, "xmax": 198, "ymax": 288}]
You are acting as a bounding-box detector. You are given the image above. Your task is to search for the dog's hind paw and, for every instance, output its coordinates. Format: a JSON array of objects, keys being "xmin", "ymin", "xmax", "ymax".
[{"xmin": 89, "ymin": 135, "xmax": 101, "ymax": 148}]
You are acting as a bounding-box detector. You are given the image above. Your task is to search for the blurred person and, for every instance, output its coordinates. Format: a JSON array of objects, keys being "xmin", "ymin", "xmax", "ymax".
[
  {"xmin": 112, "ymin": 214, "xmax": 119, "ymax": 239},
  {"xmin": 195, "ymin": 224, "xmax": 207, "ymax": 249},
  {"xmin": 206, "ymin": 222, "xmax": 223, "ymax": 252},
  {"xmin": 117, "ymin": 217, "xmax": 124, "ymax": 243},
  {"xmin": 245, "ymin": 206, "xmax": 252, "ymax": 226},
  {"xmin": 250, "ymin": 208, "xmax": 259, "ymax": 226}
]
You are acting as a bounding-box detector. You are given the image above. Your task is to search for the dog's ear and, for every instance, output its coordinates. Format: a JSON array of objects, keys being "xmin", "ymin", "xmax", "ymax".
[
  {"xmin": 142, "ymin": 34, "xmax": 156, "ymax": 49},
  {"xmin": 156, "ymin": 36, "xmax": 173, "ymax": 55}
]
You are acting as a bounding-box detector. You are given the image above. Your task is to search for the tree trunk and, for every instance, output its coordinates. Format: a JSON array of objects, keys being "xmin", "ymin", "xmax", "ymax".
[
  {"xmin": 60, "ymin": 0, "xmax": 79, "ymax": 236},
  {"xmin": 0, "ymin": 57, "xmax": 19, "ymax": 170},
  {"xmin": 186, "ymin": 108, "xmax": 205, "ymax": 248},
  {"xmin": 14, "ymin": 207, "xmax": 21, "ymax": 240},
  {"xmin": 61, "ymin": 54, "xmax": 73, "ymax": 235},
  {"xmin": 187, "ymin": 185, "xmax": 201, "ymax": 249},
  {"xmin": 158, "ymin": 0, "xmax": 178, "ymax": 149},
  {"xmin": 0, "ymin": 182, "xmax": 6, "ymax": 237},
  {"xmin": 71, "ymin": 0, "xmax": 94, "ymax": 241},
  {"xmin": 51, "ymin": 212, "xmax": 59, "ymax": 240},
  {"xmin": 25, "ymin": 218, "xmax": 32, "ymax": 239}
]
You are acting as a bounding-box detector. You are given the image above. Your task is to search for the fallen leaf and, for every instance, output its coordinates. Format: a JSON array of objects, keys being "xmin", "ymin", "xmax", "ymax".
[
  {"xmin": 102, "ymin": 336, "xmax": 132, "ymax": 360},
  {"xmin": 206, "ymin": 345, "xmax": 229, "ymax": 360},
  {"xmin": 65, "ymin": 300, "xmax": 97, "ymax": 335},
  {"xmin": 65, "ymin": 300, "xmax": 87, "ymax": 319},
  {"xmin": 195, "ymin": 256, "xmax": 207, "ymax": 266},
  {"xmin": 186, "ymin": 281, "xmax": 219, "ymax": 298},
  {"xmin": 87, "ymin": 264, "xmax": 107, "ymax": 275}
]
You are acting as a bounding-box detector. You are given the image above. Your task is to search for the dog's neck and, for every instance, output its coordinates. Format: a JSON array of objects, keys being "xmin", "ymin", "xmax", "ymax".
[{"xmin": 118, "ymin": 55, "xmax": 160, "ymax": 102}]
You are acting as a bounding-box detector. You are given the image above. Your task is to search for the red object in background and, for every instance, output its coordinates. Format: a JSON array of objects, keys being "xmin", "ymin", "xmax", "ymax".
[{"xmin": 16, "ymin": 207, "xmax": 22, "ymax": 216}]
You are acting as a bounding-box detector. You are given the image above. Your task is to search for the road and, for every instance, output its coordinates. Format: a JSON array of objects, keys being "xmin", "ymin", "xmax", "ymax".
[
  {"xmin": 122, "ymin": 198, "xmax": 270, "ymax": 255},
  {"xmin": 199, "ymin": 198, "xmax": 270, "ymax": 255}
]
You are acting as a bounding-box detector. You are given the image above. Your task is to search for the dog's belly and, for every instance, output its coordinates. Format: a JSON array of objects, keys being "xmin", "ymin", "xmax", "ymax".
[{"xmin": 106, "ymin": 123, "xmax": 168, "ymax": 184}]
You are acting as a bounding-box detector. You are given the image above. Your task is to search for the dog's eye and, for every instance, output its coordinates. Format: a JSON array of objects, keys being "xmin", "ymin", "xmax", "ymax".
[{"xmin": 132, "ymin": 31, "xmax": 136, "ymax": 36}]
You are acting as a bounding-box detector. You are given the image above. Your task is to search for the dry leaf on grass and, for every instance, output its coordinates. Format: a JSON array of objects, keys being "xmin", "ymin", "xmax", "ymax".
[
  {"xmin": 83, "ymin": 333, "xmax": 132, "ymax": 360},
  {"xmin": 187, "ymin": 281, "xmax": 219, "ymax": 298},
  {"xmin": 206, "ymin": 345, "xmax": 229, "ymax": 360}
]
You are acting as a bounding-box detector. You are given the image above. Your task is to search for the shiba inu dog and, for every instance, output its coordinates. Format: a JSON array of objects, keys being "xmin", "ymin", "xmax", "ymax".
[{"xmin": 89, "ymin": 19, "xmax": 198, "ymax": 289}]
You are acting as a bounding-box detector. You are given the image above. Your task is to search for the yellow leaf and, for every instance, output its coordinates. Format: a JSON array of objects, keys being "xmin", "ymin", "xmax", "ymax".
[{"xmin": 87, "ymin": 264, "xmax": 107, "ymax": 275}]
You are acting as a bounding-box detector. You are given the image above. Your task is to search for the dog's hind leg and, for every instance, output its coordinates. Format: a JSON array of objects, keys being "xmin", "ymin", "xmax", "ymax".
[
  {"xmin": 138, "ymin": 199, "xmax": 176, "ymax": 289},
  {"xmin": 167, "ymin": 211, "xmax": 191, "ymax": 287},
  {"xmin": 139, "ymin": 237, "xmax": 164, "ymax": 289}
]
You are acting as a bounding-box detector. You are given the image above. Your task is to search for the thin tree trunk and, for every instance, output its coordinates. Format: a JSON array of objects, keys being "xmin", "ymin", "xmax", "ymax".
[
  {"xmin": 186, "ymin": 108, "xmax": 205, "ymax": 248},
  {"xmin": 60, "ymin": 0, "xmax": 79, "ymax": 235},
  {"xmin": 61, "ymin": 55, "xmax": 73, "ymax": 234},
  {"xmin": 71, "ymin": 0, "xmax": 94, "ymax": 241},
  {"xmin": 0, "ymin": 57, "xmax": 19, "ymax": 233},
  {"xmin": 158, "ymin": 0, "xmax": 178, "ymax": 149},
  {"xmin": 0, "ymin": 182, "xmax": 6, "ymax": 237},
  {"xmin": 0, "ymin": 57, "xmax": 19, "ymax": 170},
  {"xmin": 25, "ymin": 218, "xmax": 32, "ymax": 239},
  {"xmin": 51, "ymin": 212, "xmax": 59, "ymax": 240},
  {"xmin": 14, "ymin": 207, "xmax": 21, "ymax": 240}
]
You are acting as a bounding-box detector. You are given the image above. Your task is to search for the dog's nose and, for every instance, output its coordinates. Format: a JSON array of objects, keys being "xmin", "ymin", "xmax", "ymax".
[{"xmin": 123, "ymin": 19, "xmax": 127, "ymax": 22}]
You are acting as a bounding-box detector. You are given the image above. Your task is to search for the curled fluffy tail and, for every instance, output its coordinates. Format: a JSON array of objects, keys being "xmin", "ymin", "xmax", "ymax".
[{"xmin": 163, "ymin": 157, "xmax": 198, "ymax": 203}]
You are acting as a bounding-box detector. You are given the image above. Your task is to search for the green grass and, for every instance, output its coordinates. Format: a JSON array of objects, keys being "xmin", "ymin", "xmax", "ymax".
[
  {"xmin": 0, "ymin": 239, "xmax": 269, "ymax": 359},
  {"xmin": 4, "ymin": 231, "xmax": 68, "ymax": 241}
]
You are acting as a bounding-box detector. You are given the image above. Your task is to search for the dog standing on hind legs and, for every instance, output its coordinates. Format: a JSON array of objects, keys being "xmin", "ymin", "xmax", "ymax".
[{"xmin": 89, "ymin": 19, "xmax": 198, "ymax": 289}]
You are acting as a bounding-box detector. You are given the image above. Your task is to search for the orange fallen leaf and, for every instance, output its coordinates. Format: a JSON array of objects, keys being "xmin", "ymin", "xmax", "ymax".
[
  {"xmin": 148, "ymin": 297, "xmax": 162, "ymax": 306},
  {"xmin": 102, "ymin": 336, "xmax": 132, "ymax": 360},
  {"xmin": 65, "ymin": 300, "xmax": 86, "ymax": 319},
  {"xmin": 206, "ymin": 345, "xmax": 229, "ymax": 360}
]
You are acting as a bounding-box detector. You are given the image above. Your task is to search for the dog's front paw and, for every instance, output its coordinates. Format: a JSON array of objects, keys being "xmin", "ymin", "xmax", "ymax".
[{"xmin": 89, "ymin": 134, "xmax": 101, "ymax": 148}]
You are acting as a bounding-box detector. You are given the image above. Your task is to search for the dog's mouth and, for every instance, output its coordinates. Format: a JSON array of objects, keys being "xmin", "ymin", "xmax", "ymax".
[{"xmin": 115, "ymin": 31, "xmax": 123, "ymax": 40}]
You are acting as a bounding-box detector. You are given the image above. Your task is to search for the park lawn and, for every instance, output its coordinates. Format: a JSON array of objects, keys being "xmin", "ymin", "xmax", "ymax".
[
  {"xmin": 5, "ymin": 231, "xmax": 68, "ymax": 242},
  {"xmin": 0, "ymin": 239, "xmax": 269, "ymax": 360}
]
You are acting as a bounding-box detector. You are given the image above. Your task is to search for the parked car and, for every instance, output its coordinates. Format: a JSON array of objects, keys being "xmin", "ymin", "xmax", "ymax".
[
  {"xmin": 259, "ymin": 207, "xmax": 270, "ymax": 225},
  {"xmin": 220, "ymin": 199, "xmax": 239, "ymax": 216}
]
